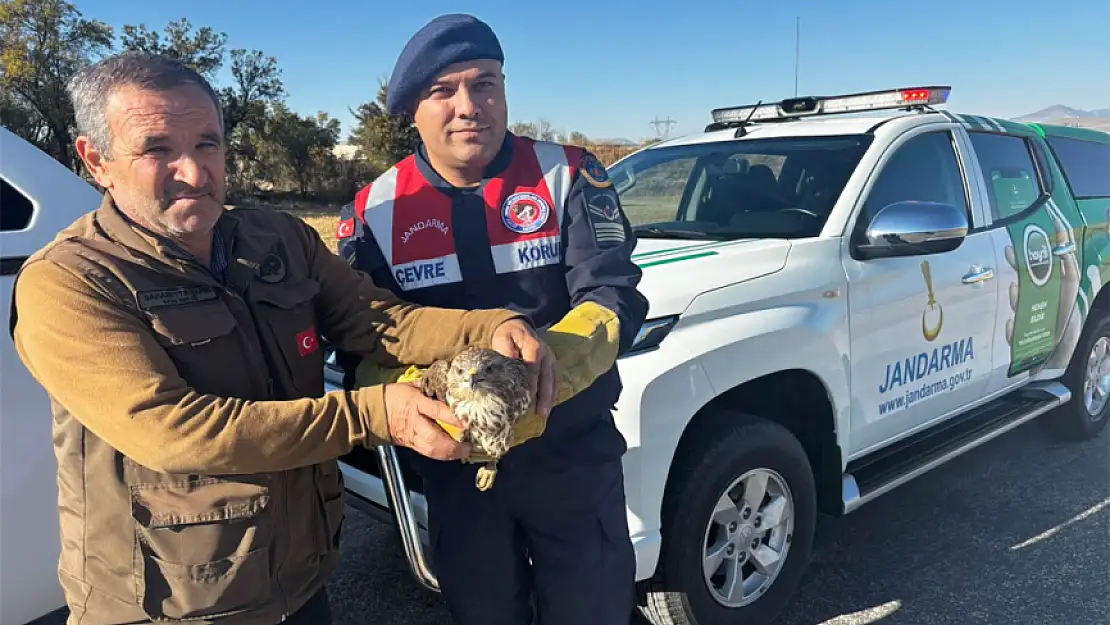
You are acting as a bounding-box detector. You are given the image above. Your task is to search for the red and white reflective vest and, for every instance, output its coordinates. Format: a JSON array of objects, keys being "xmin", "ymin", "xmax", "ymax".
[
  {"xmin": 337, "ymin": 134, "xmax": 648, "ymax": 464},
  {"xmin": 337, "ymin": 135, "xmax": 623, "ymax": 329}
]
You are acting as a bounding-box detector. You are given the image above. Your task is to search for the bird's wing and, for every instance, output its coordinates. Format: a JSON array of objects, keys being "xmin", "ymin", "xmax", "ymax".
[
  {"xmin": 420, "ymin": 359, "xmax": 450, "ymax": 402},
  {"xmin": 504, "ymin": 357, "xmax": 536, "ymax": 417}
]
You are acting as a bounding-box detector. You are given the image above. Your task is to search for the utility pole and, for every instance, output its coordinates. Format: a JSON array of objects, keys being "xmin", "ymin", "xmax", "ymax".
[
  {"xmin": 650, "ymin": 116, "xmax": 676, "ymax": 139},
  {"xmin": 794, "ymin": 16, "xmax": 800, "ymax": 97}
]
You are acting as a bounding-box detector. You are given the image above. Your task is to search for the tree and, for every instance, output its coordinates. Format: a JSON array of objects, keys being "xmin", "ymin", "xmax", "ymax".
[
  {"xmin": 566, "ymin": 131, "xmax": 589, "ymax": 146},
  {"xmin": 509, "ymin": 119, "xmax": 592, "ymax": 146},
  {"xmin": 348, "ymin": 80, "xmax": 420, "ymax": 172},
  {"xmin": 219, "ymin": 48, "xmax": 284, "ymax": 139},
  {"xmin": 537, "ymin": 119, "xmax": 558, "ymax": 141},
  {"xmin": 116, "ymin": 19, "xmax": 285, "ymax": 143},
  {"xmin": 1, "ymin": 90, "xmax": 43, "ymax": 145},
  {"xmin": 217, "ymin": 48, "xmax": 284, "ymax": 197},
  {"xmin": 117, "ymin": 17, "xmax": 224, "ymax": 78},
  {"xmin": 509, "ymin": 120, "xmax": 536, "ymax": 138},
  {"xmin": 264, "ymin": 105, "xmax": 341, "ymax": 198},
  {"xmin": 0, "ymin": 0, "xmax": 113, "ymax": 169},
  {"xmin": 509, "ymin": 118, "xmax": 559, "ymax": 142}
]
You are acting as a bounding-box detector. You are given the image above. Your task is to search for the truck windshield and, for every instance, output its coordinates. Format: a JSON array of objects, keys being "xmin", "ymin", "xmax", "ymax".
[{"xmin": 609, "ymin": 134, "xmax": 873, "ymax": 240}]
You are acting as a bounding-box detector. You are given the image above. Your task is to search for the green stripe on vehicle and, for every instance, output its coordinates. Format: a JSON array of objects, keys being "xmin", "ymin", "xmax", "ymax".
[
  {"xmin": 1035, "ymin": 123, "xmax": 1110, "ymax": 145},
  {"xmin": 631, "ymin": 240, "xmax": 734, "ymax": 260},
  {"xmin": 636, "ymin": 250, "xmax": 719, "ymax": 268}
]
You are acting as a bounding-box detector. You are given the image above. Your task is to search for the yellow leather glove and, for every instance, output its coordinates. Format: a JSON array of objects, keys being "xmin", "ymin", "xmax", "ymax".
[{"xmin": 353, "ymin": 300, "xmax": 621, "ymax": 466}]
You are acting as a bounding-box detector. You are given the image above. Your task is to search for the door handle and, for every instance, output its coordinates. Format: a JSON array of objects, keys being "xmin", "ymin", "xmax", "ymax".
[
  {"xmin": 1053, "ymin": 242, "xmax": 1076, "ymax": 257},
  {"xmin": 962, "ymin": 268, "xmax": 995, "ymax": 284}
]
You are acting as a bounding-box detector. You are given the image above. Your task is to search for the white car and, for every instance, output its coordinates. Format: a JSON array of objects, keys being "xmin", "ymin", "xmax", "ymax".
[
  {"xmin": 1, "ymin": 128, "xmax": 101, "ymax": 624},
  {"xmin": 331, "ymin": 86, "xmax": 1110, "ymax": 625}
]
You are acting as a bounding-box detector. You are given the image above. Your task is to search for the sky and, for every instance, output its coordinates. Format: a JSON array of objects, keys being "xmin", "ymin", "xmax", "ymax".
[{"xmin": 82, "ymin": 0, "xmax": 1108, "ymax": 143}]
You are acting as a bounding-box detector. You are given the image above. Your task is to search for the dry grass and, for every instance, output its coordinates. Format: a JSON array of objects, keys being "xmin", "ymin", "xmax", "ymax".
[
  {"xmin": 295, "ymin": 211, "xmax": 341, "ymax": 253},
  {"xmin": 228, "ymin": 199, "xmax": 343, "ymax": 254},
  {"xmin": 589, "ymin": 143, "xmax": 641, "ymax": 166}
]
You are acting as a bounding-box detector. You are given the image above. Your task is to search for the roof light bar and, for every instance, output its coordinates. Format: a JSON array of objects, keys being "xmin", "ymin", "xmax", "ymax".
[{"xmin": 710, "ymin": 86, "xmax": 952, "ymax": 125}]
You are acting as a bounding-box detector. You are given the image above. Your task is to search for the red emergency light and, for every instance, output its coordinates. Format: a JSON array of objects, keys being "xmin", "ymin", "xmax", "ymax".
[
  {"xmin": 901, "ymin": 88, "xmax": 934, "ymax": 102},
  {"xmin": 710, "ymin": 86, "xmax": 952, "ymax": 126}
]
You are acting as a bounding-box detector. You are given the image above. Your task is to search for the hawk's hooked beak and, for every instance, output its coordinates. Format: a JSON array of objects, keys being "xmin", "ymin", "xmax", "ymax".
[{"xmin": 460, "ymin": 367, "xmax": 482, "ymax": 389}]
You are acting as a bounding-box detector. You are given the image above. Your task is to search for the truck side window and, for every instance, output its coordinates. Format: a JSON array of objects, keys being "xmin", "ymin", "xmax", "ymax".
[
  {"xmin": 1, "ymin": 178, "xmax": 35, "ymax": 232},
  {"xmin": 967, "ymin": 131, "xmax": 1044, "ymax": 220},
  {"xmin": 1045, "ymin": 136, "xmax": 1110, "ymax": 199},
  {"xmin": 861, "ymin": 131, "xmax": 970, "ymax": 226},
  {"xmin": 622, "ymin": 156, "xmax": 699, "ymax": 222}
]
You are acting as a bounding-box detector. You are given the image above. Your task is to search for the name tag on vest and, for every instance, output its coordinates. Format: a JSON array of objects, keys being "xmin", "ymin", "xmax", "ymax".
[
  {"xmin": 136, "ymin": 286, "xmax": 218, "ymax": 310},
  {"xmin": 490, "ymin": 235, "xmax": 563, "ymax": 274},
  {"xmin": 393, "ymin": 255, "xmax": 462, "ymax": 291}
]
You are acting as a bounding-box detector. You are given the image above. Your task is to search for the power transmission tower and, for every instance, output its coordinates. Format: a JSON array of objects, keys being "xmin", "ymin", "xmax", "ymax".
[{"xmin": 650, "ymin": 116, "xmax": 676, "ymax": 138}]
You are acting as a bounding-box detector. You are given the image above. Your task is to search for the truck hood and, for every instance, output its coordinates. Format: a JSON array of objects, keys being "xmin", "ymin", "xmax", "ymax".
[{"xmin": 630, "ymin": 238, "xmax": 791, "ymax": 318}]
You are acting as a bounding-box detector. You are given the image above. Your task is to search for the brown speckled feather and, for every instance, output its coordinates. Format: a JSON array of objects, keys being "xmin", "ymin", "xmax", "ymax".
[
  {"xmin": 440, "ymin": 347, "xmax": 534, "ymax": 461},
  {"xmin": 420, "ymin": 359, "xmax": 450, "ymax": 402}
]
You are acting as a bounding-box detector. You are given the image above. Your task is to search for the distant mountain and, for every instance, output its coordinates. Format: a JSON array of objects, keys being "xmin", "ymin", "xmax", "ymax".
[
  {"xmin": 1013, "ymin": 105, "xmax": 1110, "ymax": 122},
  {"xmin": 1010, "ymin": 105, "xmax": 1110, "ymax": 133}
]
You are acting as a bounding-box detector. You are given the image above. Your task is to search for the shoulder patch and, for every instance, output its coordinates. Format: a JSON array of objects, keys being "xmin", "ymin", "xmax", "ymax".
[
  {"xmin": 336, "ymin": 217, "xmax": 356, "ymax": 240},
  {"xmin": 580, "ymin": 152, "xmax": 612, "ymax": 188},
  {"xmin": 584, "ymin": 188, "xmax": 625, "ymax": 248}
]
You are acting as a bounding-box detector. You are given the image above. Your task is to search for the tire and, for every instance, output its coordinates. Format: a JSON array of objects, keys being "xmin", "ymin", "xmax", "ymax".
[
  {"xmin": 638, "ymin": 412, "xmax": 817, "ymax": 625},
  {"xmin": 1042, "ymin": 309, "xmax": 1110, "ymax": 442}
]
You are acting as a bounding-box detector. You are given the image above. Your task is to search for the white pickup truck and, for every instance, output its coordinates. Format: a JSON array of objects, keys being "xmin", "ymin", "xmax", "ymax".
[
  {"xmin": 2, "ymin": 86, "xmax": 1107, "ymax": 625},
  {"xmin": 327, "ymin": 87, "xmax": 1110, "ymax": 625}
]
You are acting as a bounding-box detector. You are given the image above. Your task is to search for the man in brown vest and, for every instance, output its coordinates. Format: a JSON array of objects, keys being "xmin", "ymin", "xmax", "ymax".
[{"xmin": 9, "ymin": 51, "xmax": 557, "ymax": 625}]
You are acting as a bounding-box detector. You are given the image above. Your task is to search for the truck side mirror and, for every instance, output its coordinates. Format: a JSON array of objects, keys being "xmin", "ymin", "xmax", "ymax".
[{"xmin": 854, "ymin": 201, "xmax": 968, "ymax": 260}]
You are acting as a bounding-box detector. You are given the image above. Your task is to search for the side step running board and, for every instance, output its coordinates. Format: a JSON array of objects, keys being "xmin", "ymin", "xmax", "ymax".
[
  {"xmin": 376, "ymin": 445, "xmax": 440, "ymax": 592},
  {"xmin": 842, "ymin": 381, "xmax": 1071, "ymax": 515}
]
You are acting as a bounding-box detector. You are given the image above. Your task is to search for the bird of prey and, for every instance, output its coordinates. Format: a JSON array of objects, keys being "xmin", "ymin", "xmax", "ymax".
[{"xmin": 420, "ymin": 346, "xmax": 534, "ymax": 490}]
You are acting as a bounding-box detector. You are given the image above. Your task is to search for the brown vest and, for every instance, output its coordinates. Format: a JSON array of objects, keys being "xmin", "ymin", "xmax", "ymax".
[{"xmin": 14, "ymin": 197, "xmax": 346, "ymax": 624}]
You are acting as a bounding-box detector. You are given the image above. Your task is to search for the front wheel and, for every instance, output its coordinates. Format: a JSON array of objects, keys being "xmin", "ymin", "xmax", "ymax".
[
  {"xmin": 1043, "ymin": 310, "xmax": 1110, "ymax": 441},
  {"xmin": 639, "ymin": 413, "xmax": 817, "ymax": 625}
]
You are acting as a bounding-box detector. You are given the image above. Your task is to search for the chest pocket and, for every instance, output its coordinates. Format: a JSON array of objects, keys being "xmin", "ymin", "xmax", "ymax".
[
  {"xmin": 147, "ymin": 299, "xmax": 250, "ymax": 398},
  {"xmin": 250, "ymin": 278, "xmax": 324, "ymax": 399}
]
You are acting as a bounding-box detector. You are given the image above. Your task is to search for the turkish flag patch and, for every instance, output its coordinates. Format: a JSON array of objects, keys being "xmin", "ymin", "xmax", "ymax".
[
  {"xmin": 296, "ymin": 328, "xmax": 319, "ymax": 356},
  {"xmin": 336, "ymin": 217, "xmax": 355, "ymax": 240}
]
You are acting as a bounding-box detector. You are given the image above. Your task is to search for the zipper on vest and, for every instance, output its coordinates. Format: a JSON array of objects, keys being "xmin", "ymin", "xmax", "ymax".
[
  {"xmin": 222, "ymin": 286, "xmax": 276, "ymax": 400},
  {"xmin": 228, "ymin": 284, "xmax": 291, "ymax": 615}
]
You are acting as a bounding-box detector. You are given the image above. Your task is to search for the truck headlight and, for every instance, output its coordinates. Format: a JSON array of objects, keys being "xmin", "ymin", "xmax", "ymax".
[{"xmin": 624, "ymin": 315, "xmax": 679, "ymax": 356}]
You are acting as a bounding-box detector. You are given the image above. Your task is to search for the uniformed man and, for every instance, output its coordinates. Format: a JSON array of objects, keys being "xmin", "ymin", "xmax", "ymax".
[
  {"xmin": 336, "ymin": 13, "xmax": 649, "ymax": 625},
  {"xmin": 9, "ymin": 51, "xmax": 557, "ymax": 625}
]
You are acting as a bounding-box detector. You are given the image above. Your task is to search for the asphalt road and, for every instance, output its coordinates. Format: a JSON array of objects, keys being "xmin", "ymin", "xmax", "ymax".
[{"xmin": 30, "ymin": 419, "xmax": 1108, "ymax": 625}]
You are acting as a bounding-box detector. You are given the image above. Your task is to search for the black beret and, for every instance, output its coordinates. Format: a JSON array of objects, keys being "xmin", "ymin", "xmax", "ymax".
[{"xmin": 386, "ymin": 14, "xmax": 504, "ymax": 116}]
